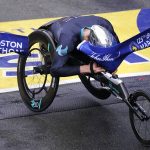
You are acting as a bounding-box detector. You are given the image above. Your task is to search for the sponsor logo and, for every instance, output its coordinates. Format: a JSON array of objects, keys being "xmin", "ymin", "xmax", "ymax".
[
  {"xmin": 129, "ymin": 42, "xmax": 139, "ymax": 51},
  {"xmin": 56, "ymin": 45, "xmax": 68, "ymax": 56},
  {"xmin": 0, "ymin": 33, "xmax": 29, "ymax": 54},
  {"xmin": 126, "ymin": 30, "xmax": 150, "ymax": 63},
  {"xmin": 0, "ymin": 40, "xmax": 25, "ymax": 54},
  {"xmin": 90, "ymin": 51, "xmax": 120, "ymax": 62},
  {"xmin": 130, "ymin": 32, "xmax": 150, "ymax": 51},
  {"xmin": 31, "ymin": 99, "xmax": 42, "ymax": 109}
]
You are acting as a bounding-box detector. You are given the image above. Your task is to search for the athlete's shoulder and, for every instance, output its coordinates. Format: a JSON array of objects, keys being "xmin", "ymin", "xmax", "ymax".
[{"xmin": 82, "ymin": 15, "xmax": 106, "ymax": 19}]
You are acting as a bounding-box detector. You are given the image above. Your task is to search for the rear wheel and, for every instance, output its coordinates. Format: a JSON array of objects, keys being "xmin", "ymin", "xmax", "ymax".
[
  {"xmin": 17, "ymin": 30, "xmax": 59, "ymax": 112},
  {"xmin": 129, "ymin": 90, "xmax": 150, "ymax": 146}
]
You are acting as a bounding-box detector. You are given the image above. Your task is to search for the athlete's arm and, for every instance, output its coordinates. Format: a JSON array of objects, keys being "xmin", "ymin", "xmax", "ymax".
[
  {"xmin": 80, "ymin": 63, "xmax": 105, "ymax": 74},
  {"xmin": 50, "ymin": 24, "xmax": 104, "ymax": 77},
  {"xmin": 50, "ymin": 46, "xmax": 104, "ymax": 77}
]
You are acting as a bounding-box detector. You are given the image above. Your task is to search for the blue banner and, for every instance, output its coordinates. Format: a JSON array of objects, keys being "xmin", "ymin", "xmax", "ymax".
[
  {"xmin": 0, "ymin": 32, "xmax": 29, "ymax": 55},
  {"xmin": 77, "ymin": 28, "xmax": 150, "ymax": 73}
]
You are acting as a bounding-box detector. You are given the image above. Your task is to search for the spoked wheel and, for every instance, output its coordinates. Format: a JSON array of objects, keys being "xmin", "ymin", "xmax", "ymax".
[
  {"xmin": 17, "ymin": 30, "xmax": 59, "ymax": 112},
  {"xmin": 129, "ymin": 90, "xmax": 150, "ymax": 146},
  {"xmin": 79, "ymin": 74, "xmax": 111, "ymax": 101}
]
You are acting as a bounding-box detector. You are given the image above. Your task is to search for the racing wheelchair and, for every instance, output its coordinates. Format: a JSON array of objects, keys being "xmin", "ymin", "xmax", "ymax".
[{"xmin": 17, "ymin": 29, "xmax": 150, "ymax": 146}]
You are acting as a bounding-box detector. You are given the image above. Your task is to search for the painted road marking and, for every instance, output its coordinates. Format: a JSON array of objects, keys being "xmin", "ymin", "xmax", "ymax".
[{"xmin": 0, "ymin": 9, "xmax": 150, "ymax": 92}]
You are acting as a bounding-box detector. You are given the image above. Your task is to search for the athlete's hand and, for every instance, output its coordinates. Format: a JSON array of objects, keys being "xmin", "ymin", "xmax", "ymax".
[
  {"xmin": 92, "ymin": 63, "xmax": 105, "ymax": 73},
  {"xmin": 80, "ymin": 63, "xmax": 105, "ymax": 74}
]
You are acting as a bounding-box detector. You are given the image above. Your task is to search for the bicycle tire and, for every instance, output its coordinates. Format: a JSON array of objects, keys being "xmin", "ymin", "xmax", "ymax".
[
  {"xmin": 79, "ymin": 75, "xmax": 111, "ymax": 100},
  {"xmin": 129, "ymin": 90, "xmax": 150, "ymax": 146}
]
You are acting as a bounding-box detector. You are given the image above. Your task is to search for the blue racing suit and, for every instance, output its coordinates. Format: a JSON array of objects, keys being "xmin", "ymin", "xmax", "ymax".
[{"xmin": 45, "ymin": 15, "xmax": 119, "ymax": 77}]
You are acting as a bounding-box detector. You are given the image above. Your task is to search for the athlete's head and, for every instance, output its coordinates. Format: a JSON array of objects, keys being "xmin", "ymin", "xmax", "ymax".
[{"xmin": 81, "ymin": 25, "xmax": 117, "ymax": 48}]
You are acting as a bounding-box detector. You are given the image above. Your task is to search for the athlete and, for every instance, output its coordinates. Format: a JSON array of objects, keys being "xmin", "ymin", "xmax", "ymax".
[{"xmin": 40, "ymin": 15, "xmax": 120, "ymax": 77}]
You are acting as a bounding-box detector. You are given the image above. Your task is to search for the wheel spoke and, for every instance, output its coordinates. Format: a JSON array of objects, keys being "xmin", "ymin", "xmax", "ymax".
[
  {"xmin": 31, "ymin": 90, "xmax": 35, "ymax": 99},
  {"xmin": 43, "ymin": 86, "xmax": 48, "ymax": 93}
]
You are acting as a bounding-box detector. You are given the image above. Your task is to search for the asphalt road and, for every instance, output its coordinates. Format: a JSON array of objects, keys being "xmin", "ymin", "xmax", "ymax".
[{"xmin": 0, "ymin": 0, "xmax": 150, "ymax": 21}]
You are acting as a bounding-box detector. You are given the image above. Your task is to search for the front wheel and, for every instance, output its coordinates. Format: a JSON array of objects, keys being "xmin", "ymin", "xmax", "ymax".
[
  {"xmin": 129, "ymin": 90, "xmax": 150, "ymax": 146},
  {"xmin": 17, "ymin": 30, "xmax": 59, "ymax": 112}
]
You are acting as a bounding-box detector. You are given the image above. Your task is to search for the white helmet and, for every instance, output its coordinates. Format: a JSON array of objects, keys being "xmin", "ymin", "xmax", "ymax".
[{"xmin": 89, "ymin": 25, "xmax": 117, "ymax": 47}]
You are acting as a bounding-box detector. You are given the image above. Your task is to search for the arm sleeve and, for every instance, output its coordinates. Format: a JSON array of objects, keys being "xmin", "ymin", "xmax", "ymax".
[{"xmin": 50, "ymin": 50, "xmax": 80, "ymax": 77}]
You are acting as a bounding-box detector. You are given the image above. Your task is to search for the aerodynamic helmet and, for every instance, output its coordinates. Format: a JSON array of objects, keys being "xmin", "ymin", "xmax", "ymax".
[{"xmin": 81, "ymin": 25, "xmax": 117, "ymax": 48}]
